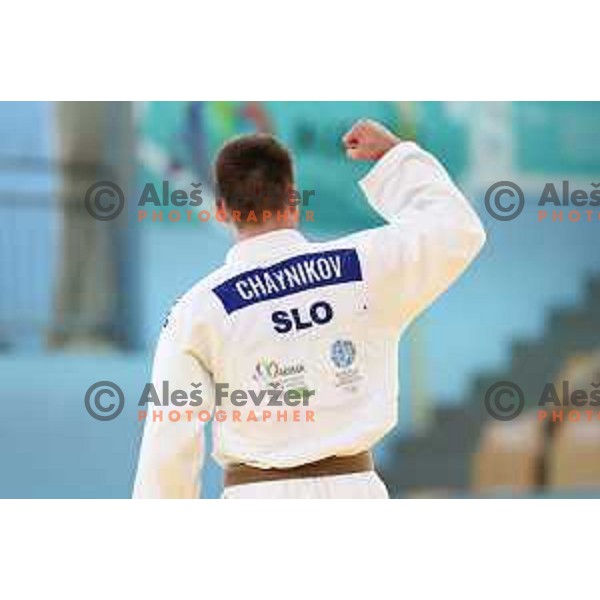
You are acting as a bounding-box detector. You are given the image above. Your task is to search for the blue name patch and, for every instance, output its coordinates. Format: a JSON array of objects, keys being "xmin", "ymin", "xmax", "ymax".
[{"xmin": 213, "ymin": 248, "xmax": 363, "ymax": 314}]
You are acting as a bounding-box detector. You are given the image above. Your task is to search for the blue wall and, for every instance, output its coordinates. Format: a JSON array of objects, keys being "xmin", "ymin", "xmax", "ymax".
[{"xmin": 421, "ymin": 196, "xmax": 600, "ymax": 405}]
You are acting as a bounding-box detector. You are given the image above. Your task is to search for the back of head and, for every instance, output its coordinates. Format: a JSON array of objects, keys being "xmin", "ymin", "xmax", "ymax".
[{"xmin": 215, "ymin": 134, "xmax": 294, "ymax": 228}]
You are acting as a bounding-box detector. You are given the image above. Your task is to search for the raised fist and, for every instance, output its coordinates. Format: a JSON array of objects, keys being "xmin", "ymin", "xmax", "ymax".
[{"xmin": 342, "ymin": 119, "xmax": 401, "ymax": 161}]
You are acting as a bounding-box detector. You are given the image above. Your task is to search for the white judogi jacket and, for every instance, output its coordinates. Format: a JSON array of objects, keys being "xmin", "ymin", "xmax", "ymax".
[{"xmin": 133, "ymin": 142, "xmax": 486, "ymax": 498}]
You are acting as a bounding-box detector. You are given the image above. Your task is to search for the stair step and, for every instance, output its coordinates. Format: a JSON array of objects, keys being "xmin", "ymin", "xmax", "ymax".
[{"xmin": 383, "ymin": 275, "xmax": 600, "ymax": 497}]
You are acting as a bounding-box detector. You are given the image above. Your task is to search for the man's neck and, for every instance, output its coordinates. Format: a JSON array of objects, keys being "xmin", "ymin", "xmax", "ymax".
[{"xmin": 235, "ymin": 224, "xmax": 298, "ymax": 243}]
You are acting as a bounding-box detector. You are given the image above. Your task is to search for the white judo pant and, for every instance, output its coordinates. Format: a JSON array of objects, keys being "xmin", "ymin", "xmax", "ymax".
[{"xmin": 222, "ymin": 471, "xmax": 389, "ymax": 499}]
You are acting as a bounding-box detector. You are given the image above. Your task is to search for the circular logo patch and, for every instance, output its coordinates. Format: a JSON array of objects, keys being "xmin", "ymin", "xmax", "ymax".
[{"xmin": 330, "ymin": 340, "xmax": 356, "ymax": 369}]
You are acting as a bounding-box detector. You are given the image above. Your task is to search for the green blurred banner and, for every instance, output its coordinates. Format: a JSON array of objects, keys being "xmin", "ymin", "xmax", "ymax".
[{"xmin": 513, "ymin": 102, "xmax": 600, "ymax": 175}]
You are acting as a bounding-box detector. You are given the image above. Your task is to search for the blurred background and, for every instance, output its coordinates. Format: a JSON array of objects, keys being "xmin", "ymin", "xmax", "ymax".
[{"xmin": 1, "ymin": 101, "xmax": 600, "ymax": 498}]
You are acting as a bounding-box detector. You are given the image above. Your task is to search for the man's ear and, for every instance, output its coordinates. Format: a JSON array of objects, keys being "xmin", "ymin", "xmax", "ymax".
[{"xmin": 216, "ymin": 197, "xmax": 230, "ymax": 223}]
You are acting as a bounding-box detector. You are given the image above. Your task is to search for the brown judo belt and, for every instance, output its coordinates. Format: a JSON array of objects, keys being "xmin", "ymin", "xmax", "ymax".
[{"xmin": 224, "ymin": 451, "xmax": 374, "ymax": 487}]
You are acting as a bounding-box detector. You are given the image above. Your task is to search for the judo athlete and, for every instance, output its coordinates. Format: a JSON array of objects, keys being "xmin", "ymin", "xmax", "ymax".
[{"xmin": 133, "ymin": 118, "xmax": 486, "ymax": 499}]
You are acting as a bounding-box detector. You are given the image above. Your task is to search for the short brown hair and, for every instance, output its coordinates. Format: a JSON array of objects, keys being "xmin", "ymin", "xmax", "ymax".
[{"xmin": 214, "ymin": 134, "xmax": 294, "ymax": 221}]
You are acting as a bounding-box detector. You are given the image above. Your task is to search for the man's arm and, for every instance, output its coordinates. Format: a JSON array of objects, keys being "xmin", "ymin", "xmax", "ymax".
[
  {"xmin": 133, "ymin": 297, "xmax": 214, "ymax": 499},
  {"xmin": 343, "ymin": 119, "xmax": 486, "ymax": 327}
]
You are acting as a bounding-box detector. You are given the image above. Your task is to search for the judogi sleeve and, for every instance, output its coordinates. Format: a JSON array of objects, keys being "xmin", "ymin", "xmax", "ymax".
[
  {"xmin": 132, "ymin": 298, "xmax": 214, "ymax": 499},
  {"xmin": 356, "ymin": 141, "xmax": 486, "ymax": 327}
]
